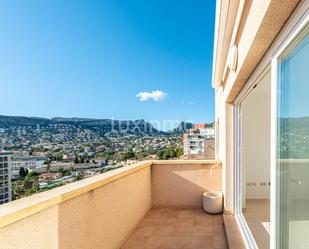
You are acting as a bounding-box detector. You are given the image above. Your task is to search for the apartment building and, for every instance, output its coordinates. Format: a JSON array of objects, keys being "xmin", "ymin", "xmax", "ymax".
[
  {"xmin": 183, "ymin": 124, "xmax": 215, "ymax": 159},
  {"xmin": 10, "ymin": 155, "xmax": 46, "ymax": 179},
  {"xmin": 213, "ymin": 0, "xmax": 308, "ymax": 248},
  {"xmin": 0, "ymin": 151, "xmax": 12, "ymax": 205}
]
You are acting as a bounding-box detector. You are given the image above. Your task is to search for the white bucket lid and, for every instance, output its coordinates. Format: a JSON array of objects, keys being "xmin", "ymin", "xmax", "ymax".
[{"xmin": 203, "ymin": 191, "xmax": 223, "ymax": 199}]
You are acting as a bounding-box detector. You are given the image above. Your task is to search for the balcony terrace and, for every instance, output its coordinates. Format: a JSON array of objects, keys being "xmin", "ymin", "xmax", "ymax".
[
  {"xmin": 122, "ymin": 207, "xmax": 226, "ymax": 249},
  {"xmin": 0, "ymin": 160, "xmax": 236, "ymax": 249}
]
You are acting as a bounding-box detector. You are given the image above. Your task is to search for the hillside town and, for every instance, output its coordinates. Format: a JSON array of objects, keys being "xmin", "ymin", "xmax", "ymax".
[
  {"xmin": 0, "ymin": 121, "xmax": 182, "ymax": 203},
  {"xmin": 0, "ymin": 116, "xmax": 216, "ymax": 204}
]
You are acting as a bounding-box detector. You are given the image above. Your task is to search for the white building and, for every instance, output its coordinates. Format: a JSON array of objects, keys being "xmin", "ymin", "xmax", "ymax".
[
  {"xmin": 10, "ymin": 155, "xmax": 46, "ymax": 179},
  {"xmin": 183, "ymin": 125, "xmax": 215, "ymax": 159},
  {"xmin": 0, "ymin": 151, "xmax": 12, "ymax": 205}
]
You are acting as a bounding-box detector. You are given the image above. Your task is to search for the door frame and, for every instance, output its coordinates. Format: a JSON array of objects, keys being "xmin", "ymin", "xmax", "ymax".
[
  {"xmin": 233, "ymin": 66, "xmax": 270, "ymax": 249},
  {"xmin": 270, "ymin": 13, "xmax": 309, "ymax": 249}
]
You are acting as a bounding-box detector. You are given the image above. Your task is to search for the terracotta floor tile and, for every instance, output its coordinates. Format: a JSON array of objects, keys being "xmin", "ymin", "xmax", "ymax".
[
  {"xmin": 212, "ymin": 224, "xmax": 225, "ymax": 234},
  {"xmin": 173, "ymin": 225, "xmax": 193, "ymax": 236},
  {"xmin": 138, "ymin": 218, "xmax": 160, "ymax": 227},
  {"xmin": 122, "ymin": 236, "xmax": 148, "ymax": 249},
  {"xmin": 152, "ymin": 226, "xmax": 174, "ymax": 236},
  {"xmin": 145, "ymin": 236, "xmax": 170, "ymax": 249},
  {"xmin": 211, "ymin": 214, "xmax": 224, "ymax": 224},
  {"xmin": 122, "ymin": 208, "xmax": 227, "ymax": 249},
  {"xmin": 164, "ymin": 210, "xmax": 180, "ymax": 217},
  {"xmin": 167, "ymin": 236, "xmax": 192, "ymax": 249},
  {"xmin": 192, "ymin": 225, "xmax": 212, "ymax": 236},
  {"xmin": 159, "ymin": 217, "xmax": 178, "ymax": 226},
  {"xmin": 146, "ymin": 208, "xmax": 167, "ymax": 219},
  {"xmin": 190, "ymin": 236, "xmax": 214, "ymax": 249},
  {"xmin": 174, "ymin": 217, "xmax": 194, "ymax": 226},
  {"xmin": 178, "ymin": 209, "xmax": 196, "ymax": 218},
  {"xmin": 213, "ymin": 235, "xmax": 228, "ymax": 249},
  {"xmin": 194, "ymin": 216, "xmax": 213, "ymax": 226}
]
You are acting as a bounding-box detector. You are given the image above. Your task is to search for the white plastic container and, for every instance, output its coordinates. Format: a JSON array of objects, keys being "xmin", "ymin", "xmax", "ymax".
[{"xmin": 202, "ymin": 191, "xmax": 223, "ymax": 214}]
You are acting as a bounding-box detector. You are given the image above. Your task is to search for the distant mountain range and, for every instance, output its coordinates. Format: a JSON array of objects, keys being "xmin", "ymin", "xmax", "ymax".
[
  {"xmin": 279, "ymin": 116, "xmax": 309, "ymax": 129},
  {"xmin": 0, "ymin": 115, "xmax": 217, "ymax": 135},
  {"xmin": 0, "ymin": 115, "xmax": 162, "ymax": 135}
]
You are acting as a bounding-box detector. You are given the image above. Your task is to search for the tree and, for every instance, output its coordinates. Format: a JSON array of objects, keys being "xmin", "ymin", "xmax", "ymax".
[
  {"xmin": 58, "ymin": 167, "xmax": 65, "ymax": 175},
  {"xmin": 156, "ymin": 147, "xmax": 183, "ymax": 160},
  {"xmin": 75, "ymin": 172, "xmax": 84, "ymax": 181},
  {"xmin": 27, "ymin": 171, "xmax": 39, "ymax": 178},
  {"xmin": 176, "ymin": 147, "xmax": 183, "ymax": 158},
  {"xmin": 97, "ymin": 152, "xmax": 114, "ymax": 160},
  {"xmin": 12, "ymin": 172, "xmax": 39, "ymax": 199},
  {"xmin": 120, "ymin": 148, "xmax": 136, "ymax": 160},
  {"xmin": 58, "ymin": 167, "xmax": 71, "ymax": 176},
  {"xmin": 74, "ymin": 156, "xmax": 79, "ymax": 164},
  {"xmin": 19, "ymin": 167, "xmax": 28, "ymax": 178},
  {"xmin": 12, "ymin": 180, "xmax": 24, "ymax": 199},
  {"xmin": 156, "ymin": 150, "xmax": 164, "ymax": 160}
]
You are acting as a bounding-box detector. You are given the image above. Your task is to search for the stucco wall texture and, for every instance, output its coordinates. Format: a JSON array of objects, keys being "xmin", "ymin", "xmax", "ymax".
[
  {"xmin": 0, "ymin": 205, "xmax": 59, "ymax": 249},
  {"xmin": 0, "ymin": 162, "xmax": 221, "ymax": 249},
  {"xmin": 152, "ymin": 163, "xmax": 222, "ymax": 207},
  {"xmin": 0, "ymin": 166, "xmax": 152, "ymax": 249}
]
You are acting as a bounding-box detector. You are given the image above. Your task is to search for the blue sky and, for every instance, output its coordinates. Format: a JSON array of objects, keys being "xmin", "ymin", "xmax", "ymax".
[{"xmin": 0, "ymin": 0, "xmax": 216, "ymax": 129}]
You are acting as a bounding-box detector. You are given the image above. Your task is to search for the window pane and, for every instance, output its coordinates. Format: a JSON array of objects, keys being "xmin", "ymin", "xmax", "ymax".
[{"xmin": 277, "ymin": 26, "xmax": 309, "ymax": 249}]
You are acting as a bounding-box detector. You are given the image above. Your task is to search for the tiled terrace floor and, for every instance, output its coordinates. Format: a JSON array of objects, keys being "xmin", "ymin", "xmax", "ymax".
[{"xmin": 121, "ymin": 207, "xmax": 228, "ymax": 249}]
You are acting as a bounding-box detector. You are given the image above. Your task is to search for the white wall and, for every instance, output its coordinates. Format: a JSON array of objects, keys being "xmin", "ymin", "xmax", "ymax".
[
  {"xmin": 215, "ymin": 87, "xmax": 235, "ymax": 212},
  {"xmin": 242, "ymin": 71, "xmax": 271, "ymax": 200}
]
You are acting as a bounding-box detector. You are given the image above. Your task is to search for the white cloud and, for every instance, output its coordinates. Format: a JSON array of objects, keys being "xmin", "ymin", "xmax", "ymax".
[
  {"xmin": 136, "ymin": 90, "xmax": 167, "ymax": 102},
  {"xmin": 189, "ymin": 101, "xmax": 195, "ymax": 105}
]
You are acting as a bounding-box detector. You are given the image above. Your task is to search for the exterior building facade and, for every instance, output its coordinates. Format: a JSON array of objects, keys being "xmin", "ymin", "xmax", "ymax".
[
  {"xmin": 213, "ymin": 0, "xmax": 309, "ymax": 248},
  {"xmin": 0, "ymin": 151, "xmax": 12, "ymax": 205},
  {"xmin": 10, "ymin": 155, "xmax": 46, "ymax": 180},
  {"xmin": 183, "ymin": 124, "xmax": 215, "ymax": 159}
]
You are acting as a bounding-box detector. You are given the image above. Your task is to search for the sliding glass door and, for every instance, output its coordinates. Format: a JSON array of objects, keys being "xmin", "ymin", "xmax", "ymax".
[{"xmin": 276, "ymin": 24, "xmax": 309, "ymax": 249}]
